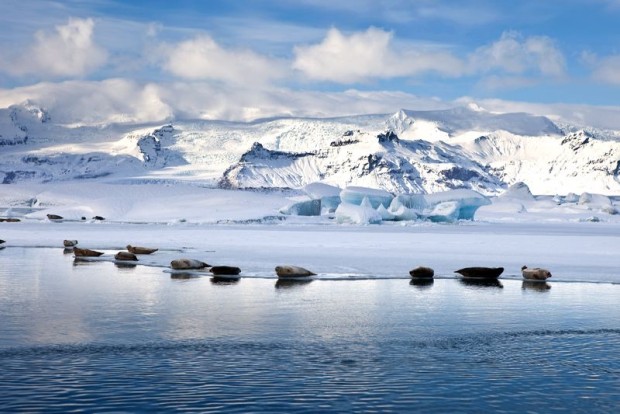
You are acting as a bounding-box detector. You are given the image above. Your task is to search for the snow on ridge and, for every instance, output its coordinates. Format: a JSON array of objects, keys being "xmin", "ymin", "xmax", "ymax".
[
  {"xmin": 386, "ymin": 106, "xmax": 562, "ymax": 138},
  {"xmin": 0, "ymin": 102, "xmax": 619, "ymax": 195}
]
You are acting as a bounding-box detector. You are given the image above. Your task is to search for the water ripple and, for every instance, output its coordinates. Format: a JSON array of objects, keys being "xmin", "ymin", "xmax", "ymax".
[{"xmin": 2, "ymin": 329, "xmax": 619, "ymax": 412}]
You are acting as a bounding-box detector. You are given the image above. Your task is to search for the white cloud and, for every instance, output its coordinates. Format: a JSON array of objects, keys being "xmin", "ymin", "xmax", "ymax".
[
  {"xmin": 4, "ymin": 17, "xmax": 108, "ymax": 78},
  {"xmin": 589, "ymin": 55, "xmax": 620, "ymax": 85},
  {"xmin": 457, "ymin": 96, "xmax": 620, "ymax": 130},
  {"xmin": 5, "ymin": 78, "xmax": 620, "ymax": 130},
  {"xmin": 469, "ymin": 31, "xmax": 566, "ymax": 77},
  {"xmin": 160, "ymin": 35, "xmax": 287, "ymax": 85},
  {"xmin": 0, "ymin": 79, "xmax": 448, "ymax": 125},
  {"xmin": 292, "ymin": 27, "xmax": 465, "ymax": 83},
  {"xmin": 0, "ymin": 79, "xmax": 172, "ymax": 125}
]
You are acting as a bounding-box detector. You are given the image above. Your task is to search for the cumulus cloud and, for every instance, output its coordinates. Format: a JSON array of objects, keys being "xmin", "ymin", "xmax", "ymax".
[
  {"xmin": 469, "ymin": 31, "xmax": 566, "ymax": 77},
  {"xmin": 160, "ymin": 35, "xmax": 287, "ymax": 85},
  {"xmin": 292, "ymin": 27, "xmax": 465, "ymax": 83},
  {"xmin": 4, "ymin": 18, "xmax": 108, "ymax": 78},
  {"xmin": 292, "ymin": 28, "xmax": 566, "ymax": 85}
]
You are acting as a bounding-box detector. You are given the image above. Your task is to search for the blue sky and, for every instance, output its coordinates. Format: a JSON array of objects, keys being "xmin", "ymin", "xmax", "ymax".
[{"xmin": 0, "ymin": 0, "xmax": 619, "ymax": 126}]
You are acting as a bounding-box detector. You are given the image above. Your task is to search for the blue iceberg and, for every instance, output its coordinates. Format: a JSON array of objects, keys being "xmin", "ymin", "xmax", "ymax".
[
  {"xmin": 339, "ymin": 186, "xmax": 393, "ymax": 209},
  {"xmin": 302, "ymin": 182, "xmax": 341, "ymax": 213},
  {"xmin": 335, "ymin": 196, "xmax": 382, "ymax": 224},
  {"xmin": 388, "ymin": 189, "xmax": 490, "ymax": 221}
]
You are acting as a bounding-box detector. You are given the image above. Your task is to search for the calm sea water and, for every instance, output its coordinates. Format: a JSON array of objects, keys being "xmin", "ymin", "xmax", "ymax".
[{"xmin": 1, "ymin": 247, "xmax": 619, "ymax": 412}]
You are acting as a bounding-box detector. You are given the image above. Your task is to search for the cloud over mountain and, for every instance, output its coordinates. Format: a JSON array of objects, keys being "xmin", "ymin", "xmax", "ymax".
[{"xmin": 3, "ymin": 18, "xmax": 107, "ymax": 78}]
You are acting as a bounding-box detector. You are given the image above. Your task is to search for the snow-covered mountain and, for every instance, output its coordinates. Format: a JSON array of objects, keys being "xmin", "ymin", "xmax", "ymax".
[{"xmin": 1, "ymin": 101, "xmax": 619, "ymax": 195}]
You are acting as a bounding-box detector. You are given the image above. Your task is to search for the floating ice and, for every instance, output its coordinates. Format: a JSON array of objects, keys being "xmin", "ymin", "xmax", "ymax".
[
  {"xmin": 578, "ymin": 192, "xmax": 611, "ymax": 207},
  {"xmin": 376, "ymin": 204, "xmax": 395, "ymax": 221},
  {"xmin": 302, "ymin": 182, "xmax": 341, "ymax": 213},
  {"xmin": 339, "ymin": 186, "xmax": 393, "ymax": 209},
  {"xmin": 335, "ymin": 196, "xmax": 382, "ymax": 224},
  {"xmin": 279, "ymin": 198, "xmax": 322, "ymax": 216},
  {"xmin": 426, "ymin": 190, "xmax": 491, "ymax": 220},
  {"xmin": 387, "ymin": 197, "xmax": 420, "ymax": 221},
  {"xmin": 499, "ymin": 182, "xmax": 535, "ymax": 201},
  {"xmin": 388, "ymin": 189, "xmax": 490, "ymax": 221},
  {"xmin": 427, "ymin": 201, "xmax": 460, "ymax": 223},
  {"xmin": 578, "ymin": 192, "xmax": 617, "ymax": 214}
]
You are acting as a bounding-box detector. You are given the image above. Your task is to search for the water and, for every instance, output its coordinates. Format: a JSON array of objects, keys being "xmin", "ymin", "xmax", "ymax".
[{"xmin": 1, "ymin": 248, "xmax": 619, "ymax": 412}]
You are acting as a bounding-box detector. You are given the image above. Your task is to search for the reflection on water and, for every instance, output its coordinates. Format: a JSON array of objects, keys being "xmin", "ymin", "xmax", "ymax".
[
  {"xmin": 458, "ymin": 278, "xmax": 504, "ymax": 289},
  {"xmin": 409, "ymin": 278, "xmax": 434, "ymax": 289},
  {"xmin": 171, "ymin": 272, "xmax": 200, "ymax": 280},
  {"xmin": 114, "ymin": 262, "xmax": 138, "ymax": 269},
  {"xmin": 274, "ymin": 278, "xmax": 313, "ymax": 290},
  {"xmin": 210, "ymin": 276, "xmax": 240, "ymax": 285},
  {"xmin": 522, "ymin": 280, "xmax": 552, "ymax": 292},
  {"xmin": 1, "ymin": 247, "xmax": 619, "ymax": 413}
]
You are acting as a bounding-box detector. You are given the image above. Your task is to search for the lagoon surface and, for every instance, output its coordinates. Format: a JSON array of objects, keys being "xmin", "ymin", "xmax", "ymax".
[{"xmin": 1, "ymin": 247, "xmax": 619, "ymax": 412}]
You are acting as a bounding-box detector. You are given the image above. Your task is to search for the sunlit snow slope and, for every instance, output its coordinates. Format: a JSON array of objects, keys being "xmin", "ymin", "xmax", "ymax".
[{"xmin": 1, "ymin": 101, "xmax": 619, "ymax": 195}]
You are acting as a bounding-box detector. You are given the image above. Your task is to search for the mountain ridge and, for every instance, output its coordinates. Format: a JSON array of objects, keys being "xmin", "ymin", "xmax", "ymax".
[{"xmin": 1, "ymin": 102, "xmax": 619, "ymax": 195}]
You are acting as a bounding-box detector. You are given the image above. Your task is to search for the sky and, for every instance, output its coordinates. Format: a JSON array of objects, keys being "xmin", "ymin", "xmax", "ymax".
[{"xmin": 1, "ymin": 0, "xmax": 620, "ymax": 127}]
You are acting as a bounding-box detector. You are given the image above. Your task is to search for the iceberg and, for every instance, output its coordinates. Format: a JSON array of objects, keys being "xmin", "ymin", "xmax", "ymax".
[
  {"xmin": 498, "ymin": 182, "xmax": 535, "ymax": 201},
  {"xmin": 427, "ymin": 201, "xmax": 460, "ymax": 223},
  {"xmin": 389, "ymin": 189, "xmax": 490, "ymax": 221},
  {"xmin": 376, "ymin": 204, "xmax": 395, "ymax": 221},
  {"xmin": 279, "ymin": 198, "xmax": 322, "ymax": 216},
  {"xmin": 339, "ymin": 186, "xmax": 393, "ymax": 209},
  {"xmin": 302, "ymin": 182, "xmax": 341, "ymax": 213},
  {"xmin": 578, "ymin": 192, "xmax": 617, "ymax": 214},
  {"xmin": 387, "ymin": 197, "xmax": 420, "ymax": 221},
  {"xmin": 578, "ymin": 192, "xmax": 611, "ymax": 207},
  {"xmin": 335, "ymin": 196, "xmax": 382, "ymax": 224}
]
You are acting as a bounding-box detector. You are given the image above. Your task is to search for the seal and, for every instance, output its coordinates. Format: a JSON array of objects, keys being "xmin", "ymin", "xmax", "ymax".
[
  {"xmin": 275, "ymin": 265, "xmax": 316, "ymax": 278},
  {"xmin": 170, "ymin": 258, "xmax": 209, "ymax": 270},
  {"xmin": 115, "ymin": 251, "xmax": 138, "ymax": 261},
  {"xmin": 47, "ymin": 214, "xmax": 63, "ymax": 220},
  {"xmin": 210, "ymin": 266, "xmax": 241, "ymax": 276},
  {"xmin": 127, "ymin": 245, "xmax": 158, "ymax": 255},
  {"xmin": 0, "ymin": 239, "xmax": 5, "ymax": 244},
  {"xmin": 73, "ymin": 247, "xmax": 104, "ymax": 257},
  {"xmin": 92, "ymin": 216, "xmax": 105, "ymax": 221},
  {"xmin": 63, "ymin": 240, "xmax": 78, "ymax": 247},
  {"xmin": 455, "ymin": 267, "xmax": 504, "ymax": 279},
  {"xmin": 521, "ymin": 265, "xmax": 552, "ymax": 280},
  {"xmin": 409, "ymin": 266, "xmax": 434, "ymax": 279}
]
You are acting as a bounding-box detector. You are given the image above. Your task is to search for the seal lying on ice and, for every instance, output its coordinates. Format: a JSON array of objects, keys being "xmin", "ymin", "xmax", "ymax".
[
  {"xmin": 455, "ymin": 267, "xmax": 504, "ymax": 279},
  {"xmin": 63, "ymin": 240, "xmax": 78, "ymax": 247},
  {"xmin": 409, "ymin": 266, "xmax": 434, "ymax": 279},
  {"xmin": 115, "ymin": 252, "xmax": 138, "ymax": 261},
  {"xmin": 73, "ymin": 247, "xmax": 104, "ymax": 257},
  {"xmin": 127, "ymin": 245, "xmax": 158, "ymax": 255},
  {"xmin": 210, "ymin": 266, "xmax": 242, "ymax": 276},
  {"xmin": 170, "ymin": 259, "xmax": 209, "ymax": 270},
  {"xmin": 521, "ymin": 265, "xmax": 552, "ymax": 280},
  {"xmin": 275, "ymin": 265, "xmax": 316, "ymax": 278}
]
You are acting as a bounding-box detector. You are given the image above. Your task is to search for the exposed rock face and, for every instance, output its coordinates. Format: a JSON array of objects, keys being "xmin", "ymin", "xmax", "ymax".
[{"xmin": 220, "ymin": 135, "xmax": 504, "ymax": 195}]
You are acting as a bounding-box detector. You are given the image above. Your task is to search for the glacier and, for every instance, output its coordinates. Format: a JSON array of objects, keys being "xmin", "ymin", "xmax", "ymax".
[{"xmin": 0, "ymin": 102, "xmax": 619, "ymax": 197}]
